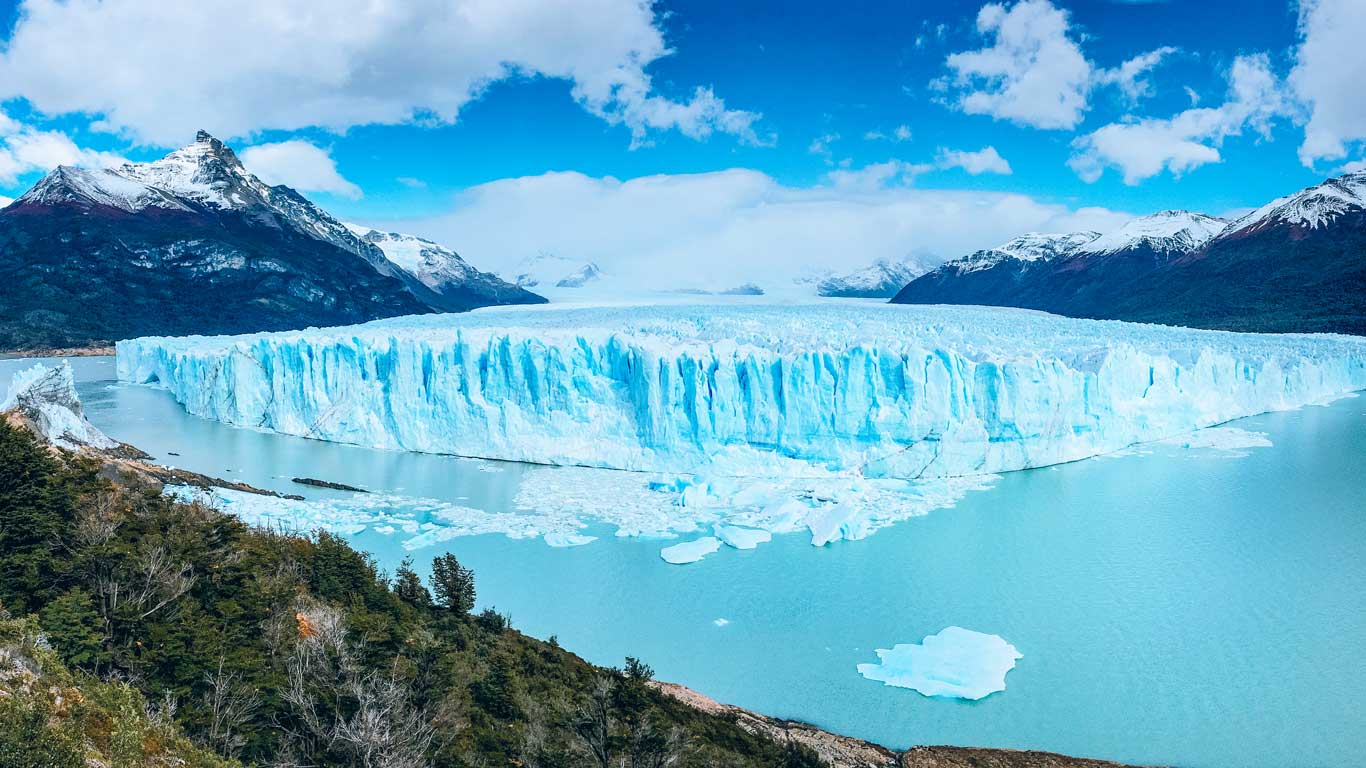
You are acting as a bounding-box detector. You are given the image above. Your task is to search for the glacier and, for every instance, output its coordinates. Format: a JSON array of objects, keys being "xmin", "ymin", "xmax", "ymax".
[
  {"xmin": 857, "ymin": 627, "xmax": 1022, "ymax": 700},
  {"xmin": 117, "ymin": 303, "xmax": 1366, "ymax": 483}
]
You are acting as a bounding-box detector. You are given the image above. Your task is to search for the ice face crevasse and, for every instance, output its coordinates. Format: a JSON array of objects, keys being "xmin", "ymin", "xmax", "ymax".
[{"xmin": 116, "ymin": 304, "xmax": 1366, "ymax": 481}]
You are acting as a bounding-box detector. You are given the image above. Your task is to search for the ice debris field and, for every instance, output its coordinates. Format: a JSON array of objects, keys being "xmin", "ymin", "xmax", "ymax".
[
  {"xmin": 117, "ymin": 303, "xmax": 1366, "ymax": 562},
  {"xmin": 857, "ymin": 627, "xmax": 1023, "ymax": 700}
]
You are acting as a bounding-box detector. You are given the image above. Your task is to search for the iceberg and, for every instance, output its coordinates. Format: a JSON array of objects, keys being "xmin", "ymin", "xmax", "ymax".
[
  {"xmin": 713, "ymin": 524, "xmax": 772, "ymax": 550},
  {"xmin": 857, "ymin": 626, "xmax": 1022, "ymax": 700},
  {"xmin": 660, "ymin": 536, "xmax": 722, "ymax": 564},
  {"xmin": 116, "ymin": 303, "xmax": 1366, "ymax": 484}
]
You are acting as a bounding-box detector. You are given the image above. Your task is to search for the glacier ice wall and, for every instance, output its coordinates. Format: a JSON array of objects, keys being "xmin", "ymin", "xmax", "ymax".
[{"xmin": 116, "ymin": 304, "xmax": 1366, "ymax": 480}]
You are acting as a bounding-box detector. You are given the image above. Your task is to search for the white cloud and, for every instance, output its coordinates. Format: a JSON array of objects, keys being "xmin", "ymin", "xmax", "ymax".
[
  {"xmin": 239, "ymin": 140, "xmax": 362, "ymax": 199},
  {"xmin": 396, "ymin": 176, "xmax": 428, "ymax": 189},
  {"xmin": 1289, "ymin": 0, "xmax": 1366, "ymax": 166},
  {"xmin": 1183, "ymin": 86, "xmax": 1201, "ymax": 106},
  {"xmin": 378, "ymin": 167, "xmax": 1131, "ymax": 292},
  {"xmin": 942, "ymin": 0, "xmax": 1093, "ymax": 129},
  {"xmin": 1068, "ymin": 54, "xmax": 1288, "ymax": 184},
  {"xmin": 0, "ymin": 195, "xmax": 12, "ymax": 207},
  {"xmin": 808, "ymin": 133, "xmax": 840, "ymax": 163},
  {"xmin": 0, "ymin": 115, "xmax": 128, "ymax": 185},
  {"xmin": 1095, "ymin": 46, "xmax": 1178, "ymax": 103},
  {"xmin": 0, "ymin": 0, "xmax": 760, "ymax": 148},
  {"xmin": 937, "ymin": 146, "xmax": 1013, "ymax": 175},
  {"xmin": 864, "ymin": 125, "xmax": 912, "ymax": 142}
]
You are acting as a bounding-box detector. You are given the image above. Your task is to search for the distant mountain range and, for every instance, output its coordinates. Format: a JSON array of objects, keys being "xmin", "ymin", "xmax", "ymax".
[
  {"xmin": 816, "ymin": 257, "xmax": 934, "ymax": 298},
  {"xmin": 893, "ymin": 172, "xmax": 1366, "ymax": 335},
  {"xmin": 0, "ymin": 131, "xmax": 542, "ymax": 350}
]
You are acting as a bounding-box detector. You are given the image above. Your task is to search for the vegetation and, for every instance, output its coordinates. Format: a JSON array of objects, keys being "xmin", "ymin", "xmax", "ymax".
[{"xmin": 0, "ymin": 421, "xmax": 822, "ymax": 767}]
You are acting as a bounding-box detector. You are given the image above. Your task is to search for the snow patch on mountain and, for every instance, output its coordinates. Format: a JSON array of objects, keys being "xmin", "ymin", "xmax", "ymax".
[
  {"xmin": 1226, "ymin": 171, "xmax": 1366, "ymax": 234},
  {"xmin": 949, "ymin": 231, "xmax": 1100, "ymax": 274},
  {"xmin": 1073, "ymin": 210, "xmax": 1228, "ymax": 257},
  {"xmin": 506, "ymin": 252, "xmax": 602, "ymax": 289},
  {"xmin": 817, "ymin": 257, "xmax": 935, "ymax": 297}
]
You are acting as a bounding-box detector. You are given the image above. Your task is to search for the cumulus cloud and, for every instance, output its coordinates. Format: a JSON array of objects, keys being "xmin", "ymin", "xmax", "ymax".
[
  {"xmin": 937, "ymin": 146, "xmax": 1013, "ymax": 175},
  {"xmin": 1068, "ymin": 54, "xmax": 1288, "ymax": 184},
  {"xmin": 0, "ymin": 115, "xmax": 128, "ymax": 185},
  {"xmin": 239, "ymin": 140, "xmax": 362, "ymax": 199},
  {"xmin": 1289, "ymin": 0, "xmax": 1366, "ymax": 166},
  {"xmin": 0, "ymin": 0, "xmax": 760, "ymax": 148},
  {"xmin": 940, "ymin": 1, "xmax": 1180, "ymax": 129},
  {"xmin": 374, "ymin": 167, "xmax": 1131, "ymax": 292},
  {"xmin": 941, "ymin": 0, "xmax": 1093, "ymax": 129},
  {"xmin": 0, "ymin": 195, "xmax": 12, "ymax": 207}
]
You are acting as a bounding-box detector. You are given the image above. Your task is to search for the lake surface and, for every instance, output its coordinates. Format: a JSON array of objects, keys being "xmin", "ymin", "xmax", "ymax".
[{"xmin": 7, "ymin": 355, "xmax": 1366, "ymax": 767}]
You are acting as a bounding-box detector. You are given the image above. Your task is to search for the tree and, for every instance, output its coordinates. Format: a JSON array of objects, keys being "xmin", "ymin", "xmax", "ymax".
[
  {"xmin": 38, "ymin": 587, "xmax": 108, "ymax": 669},
  {"xmin": 472, "ymin": 652, "xmax": 523, "ymax": 721},
  {"xmin": 393, "ymin": 557, "xmax": 431, "ymax": 608},
  {"xmin": 430, "ymin": 553, "xmax": 475, "ymax": 616}
]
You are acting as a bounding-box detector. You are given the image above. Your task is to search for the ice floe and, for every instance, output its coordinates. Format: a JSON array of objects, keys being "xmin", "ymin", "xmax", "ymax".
[
  {"xmin": 857, "ymin": 626, "xmax": 1022, "ymax": 700},
  {"xmin": 660, "ymin": 537, "xmax": 722, "ymax": 564}
]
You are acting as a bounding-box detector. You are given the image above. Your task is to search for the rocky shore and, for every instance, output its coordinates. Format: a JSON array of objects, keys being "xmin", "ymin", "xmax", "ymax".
[{"xmin": 650, "ymin": 681, "xmax": 1155, "ymax": 768}]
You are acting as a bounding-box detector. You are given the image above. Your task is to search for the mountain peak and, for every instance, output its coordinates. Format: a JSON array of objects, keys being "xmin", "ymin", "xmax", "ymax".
[
  {"xmin": 1074, "ymin": 210, "xmax": 1227, "ymax": 257},
  {"xmin": 195, "ymin": 129, "xmax": 216, "ymax": 143},
  {"xmin": 1228, "ymin": 169, "xmax": 1366, "ymax": 234}
]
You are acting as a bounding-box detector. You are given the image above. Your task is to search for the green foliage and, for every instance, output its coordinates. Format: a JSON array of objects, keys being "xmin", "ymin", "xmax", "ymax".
[
  {"xmin": 394, "ymin": 556, "xmax": 432, "ymax": 607},
  {"xmin": 39, "ymin": 587, "xmax": 109, "ymax": 668},
  {"xmin": 431, "ymin": 552, "xmax": 476, "ymax": 615},
  {"xmin": 0, "ymin": 422, "xmax": 802, "ymax": 768}
]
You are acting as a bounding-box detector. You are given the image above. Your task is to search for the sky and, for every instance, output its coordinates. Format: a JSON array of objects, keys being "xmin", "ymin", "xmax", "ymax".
[{"xmin": 0, "ymin": 0, "xmax": 1363, "ymax": 288}]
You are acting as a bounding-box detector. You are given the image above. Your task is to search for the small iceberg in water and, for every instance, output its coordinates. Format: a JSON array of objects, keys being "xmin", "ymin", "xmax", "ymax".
[
  {"xmin": 857, "ymin": 626, "xmax": 1022, "ymax": 700},
  {"xmin": 660, "ymin": 536, "xmax": 721, "ymax": 564}
]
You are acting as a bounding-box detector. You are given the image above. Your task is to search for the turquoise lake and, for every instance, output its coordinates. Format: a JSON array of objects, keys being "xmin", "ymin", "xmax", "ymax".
[{"xmin": 6, "ymin": 355, "xmax": 1365, "ymax": 767}]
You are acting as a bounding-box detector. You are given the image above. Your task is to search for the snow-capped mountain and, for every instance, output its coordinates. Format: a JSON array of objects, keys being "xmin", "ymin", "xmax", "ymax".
[
  {"xmin": 505, "ymin": 252, "xmax": 602, "ymax": 289},
  {"xmin": 1224, "ymin": 171, "xmax": 1366, "ymax": 236},
  {"xmin": 894, "ymin": 170, "xmax": 1366, "ymax": 334},
  {"xmin": 346, "ymin": 225, "xmax": 544, "ymax": 309},
  {"xmin": 946, "ymin": 232, "xmax": 1099, "ymax": 275},
  {"xmin": 816, "ymin": 257, "xmax": 935, "ymax": 298},
  {"xmin": 0, "ymin": 131, "xmax": 542, "ymax": 349},
  {"xmin": 1071, "ymin": 210, "xmax": 1227, "ymax": 258}
]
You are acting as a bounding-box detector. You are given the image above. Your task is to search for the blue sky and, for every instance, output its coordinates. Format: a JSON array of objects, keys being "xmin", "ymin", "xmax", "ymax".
[{"xmin": 0, "ymin": 0, "xmax": 1362, "ymax": 285}]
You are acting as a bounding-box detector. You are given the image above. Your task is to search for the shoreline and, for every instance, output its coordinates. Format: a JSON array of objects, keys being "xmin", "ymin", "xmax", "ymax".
[
  {"xmin": 0, "ymin": 344, "xmax": 116, "ymax": 359},
  {"xmin": 650, "ymin": 680, "xmax": 1153, "ymax": 768}
]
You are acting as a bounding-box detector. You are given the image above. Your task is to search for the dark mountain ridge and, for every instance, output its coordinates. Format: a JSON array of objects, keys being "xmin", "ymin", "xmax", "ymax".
[{"xmin": 0, "ymin": 131, "xmax": 541, "ymax": 351}]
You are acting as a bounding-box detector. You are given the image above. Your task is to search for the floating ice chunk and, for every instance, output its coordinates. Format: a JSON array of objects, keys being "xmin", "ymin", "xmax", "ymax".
[
  {"xmin": 857, "ymin": 627, "xmax": 1022, "ymax": 700},
  {"xmin": 1162, "ymin": 426, "xmax": 1272, "ymax": 455},
  {"xmin": 660, "ymin": 536, "xmax": 721, "ymax": 564},
  {"xmin": 544, "ymin": 532, "xmax": 597, "ymax": 548},
  {"xmin": 713, "ymin": 524, "xmax": 771, "ymax": 550},
  {"xmin": 808, "ymin": 505, "xmax": 871, "ymax": 546},
  {"xmin": 713, "ymin": 618, "xmax": 730, "ymax": 627}
]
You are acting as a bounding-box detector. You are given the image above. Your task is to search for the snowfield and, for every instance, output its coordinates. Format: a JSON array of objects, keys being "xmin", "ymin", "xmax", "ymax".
[{"xmin": 117, "ymin": 303, "xmax": 1366, "ymax": 480}]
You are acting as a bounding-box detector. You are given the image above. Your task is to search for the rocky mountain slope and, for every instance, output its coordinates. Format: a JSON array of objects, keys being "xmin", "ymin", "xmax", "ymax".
[
  {"xmin": 893, "ymin": 183, "xmax": 1366, "ymax": 334},
  {"xmin": 0, "ymin": 132, "xmax": 540, "ymax": 351},
  {"xmin": 346, "ymin": 224, "xmax": 544, "ymax": 309}
]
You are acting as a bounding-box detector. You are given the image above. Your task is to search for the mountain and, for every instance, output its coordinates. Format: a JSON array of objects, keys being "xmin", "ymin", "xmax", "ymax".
[
  {"xmin": 816, "ymin": 257, "xmax": 936, "ymax": 298},
  {"xmin": 346, "ymin": 225, "xmax": 545, "ymax": 309},
  {"xmin": 505, "ymin": 252, "xmax": 602, "ymax": 289},
  {"xmin": 0, "ymin": 131, "xmax": 541, "ymax": 351},
  {"xmin": 894, "ymin": 185, "xmax": 1366, "ymax": 334}
]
